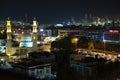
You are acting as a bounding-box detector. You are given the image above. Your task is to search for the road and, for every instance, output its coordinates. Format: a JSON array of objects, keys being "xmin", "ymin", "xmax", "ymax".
[{"xmin": 75, "ymin": 48, "xmax": 119, "ymax": 62}]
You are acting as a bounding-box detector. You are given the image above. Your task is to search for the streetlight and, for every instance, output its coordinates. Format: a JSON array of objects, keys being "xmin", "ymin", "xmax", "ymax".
[{"xmin": 71, "ymin": 38, "xmax": 78, "ymax": 49}]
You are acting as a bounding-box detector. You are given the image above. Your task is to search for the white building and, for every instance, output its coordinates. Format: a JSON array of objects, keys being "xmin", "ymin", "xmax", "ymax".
[{"xmin": 13, "ymin": 63, "xmax": 56, "ymax": 79}]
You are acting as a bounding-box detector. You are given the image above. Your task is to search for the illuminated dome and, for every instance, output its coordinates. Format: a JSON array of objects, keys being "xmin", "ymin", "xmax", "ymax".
[{"xmin": 19, "ymin": 33, "xmax": 33, "ymax": 47}]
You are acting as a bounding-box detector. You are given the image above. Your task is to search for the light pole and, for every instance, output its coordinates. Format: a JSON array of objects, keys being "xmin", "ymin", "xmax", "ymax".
[
  {"xmin": 72, "ymin": 38, "xmax": 78, "ymax": 49},
  {"xmin": 103, "ymin": 40, "xmax": 106, "ymax": 54}
]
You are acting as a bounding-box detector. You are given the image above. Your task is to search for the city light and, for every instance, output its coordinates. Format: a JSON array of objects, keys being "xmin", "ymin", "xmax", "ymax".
[
  {"xmin": 109, "ymin": 30, "xmax": 119, "ymax": 33},
  {"xmin": 71, "ymin": 38, "xmax": 78, "ymax": 43},
  {"xmin": 40, "ymin": 29, "xmax": 44, "ymax": 32},
  {"xmin": 0, "ymin": 0, "xmax": 120, "ymax": 80}
]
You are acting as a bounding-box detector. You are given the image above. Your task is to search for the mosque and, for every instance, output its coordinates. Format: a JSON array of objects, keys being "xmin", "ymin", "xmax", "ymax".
[{"xmin": 5, "ymin": 18, "xmax": 38, "ymax": 60}]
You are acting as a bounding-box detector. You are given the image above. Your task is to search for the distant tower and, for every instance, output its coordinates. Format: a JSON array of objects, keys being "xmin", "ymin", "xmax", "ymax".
[
  {"xmin": 32, "ymin": 18, "xmax": 38, "ymax": 51},
  {"xmin": 6, "ymin": 18, "xmax": 12, "ymax": 55},
  {"xmin": 71, "ymin": 17, "xmax": 76, "ymax": 25},
  {"xmin": 89, "ymin": 14, "xmax": 92, "ymax": 19},
  {"xmin": 85, "ymin": 14, "xmax": 88, "ymax": 19}
]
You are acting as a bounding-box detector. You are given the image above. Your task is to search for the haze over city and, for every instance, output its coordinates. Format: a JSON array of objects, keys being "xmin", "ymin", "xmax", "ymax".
[{"xmin": 0, "ymin": 0, "xmax": 120, "ymax": 23}]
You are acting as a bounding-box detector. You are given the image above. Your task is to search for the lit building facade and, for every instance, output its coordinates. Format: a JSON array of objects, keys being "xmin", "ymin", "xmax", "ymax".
[
  {"xmin": 103, "ymin": 29, "xmax": 120, "ymax": 43},
  {"xmin": 58, "ymin": 30, "xmax": 82, "ymax": 37},
  {"xmin": 32, "ymin": 18, "xmax": 38, "ymax": 51},
  {"xmin": 84, "ymin": 28, "xmax": 104, "ymax": 41},
  {"xmin": 6, "ymin": 18, "xmax": 12, "ymax": 55},
  {"xmin": 5, "ymin": 18, "xmax": 39, "ymax": 59}
]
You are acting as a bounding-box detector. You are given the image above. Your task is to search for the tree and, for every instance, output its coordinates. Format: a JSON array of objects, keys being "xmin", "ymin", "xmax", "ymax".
[
  {"xmin": 0, "ymin": 29, "xmax": 7, "ymax": 39},
  {"xmin": 77, "ymin": 36, "xmax": 88, "ymax": 48},
  {"xmin": 51, "ymin": 35, "xmax": 75, "ymax": 50},
  {"xmin": 88, "ymin": 39, "xmax": 95, "ymax": 50},
  {"xmin": 51, "ymin": 41, "xmax": 58, "ymax": 49}
]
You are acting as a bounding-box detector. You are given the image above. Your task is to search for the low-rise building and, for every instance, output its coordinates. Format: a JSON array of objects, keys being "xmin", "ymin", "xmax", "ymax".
[
  {"xmin": 12, "ymin": 61, "xmax": 56, "ymax": 79},
  {"xmin": 70, "ymin": 57, "xmax": 107, "ymax": 77}
]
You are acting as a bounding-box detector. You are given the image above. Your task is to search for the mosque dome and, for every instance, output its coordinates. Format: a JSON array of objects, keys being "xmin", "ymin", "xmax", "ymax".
[
  {"xmin": 20, "ymin": 33, "xmax": 32, "ymax": 42},
  {"xmin": 19, "ymin": 33, "xmax": 33, "ymax": 47}
]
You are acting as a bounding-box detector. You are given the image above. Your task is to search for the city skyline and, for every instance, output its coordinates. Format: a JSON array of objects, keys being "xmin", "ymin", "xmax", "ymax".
[{"xmin": 0, "ymin": 0, "xmax": 120, "ymax": 23}]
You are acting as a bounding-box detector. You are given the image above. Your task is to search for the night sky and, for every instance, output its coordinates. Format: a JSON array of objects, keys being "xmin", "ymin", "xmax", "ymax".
[{"xmin": 0, "ymin": 0, "xmax": 120, "ymax": 24}]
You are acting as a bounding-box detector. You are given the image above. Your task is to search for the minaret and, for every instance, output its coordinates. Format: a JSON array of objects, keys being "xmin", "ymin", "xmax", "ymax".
[
  {"xmin": 32, "ymin": 18, "xmax": 38, "ymax": 51},
  {"xmin": 6, "ymin": 18, "xmax": 12, "ymax": 55}
]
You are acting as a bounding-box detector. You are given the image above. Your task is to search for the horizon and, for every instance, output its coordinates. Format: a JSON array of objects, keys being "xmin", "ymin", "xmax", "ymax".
[{"xmin": 0, "ymin": 0, "xmax": 120, "ymax": 24}]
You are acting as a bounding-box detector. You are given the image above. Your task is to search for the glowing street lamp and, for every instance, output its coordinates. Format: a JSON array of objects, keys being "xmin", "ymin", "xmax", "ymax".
[
  {"xmin": 72, "ymin": 38, "xmax": 78, "ymax": 43},
  {"xmin": 72, "ymin": 38, "xmax": 78, "ymax": 48}
]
